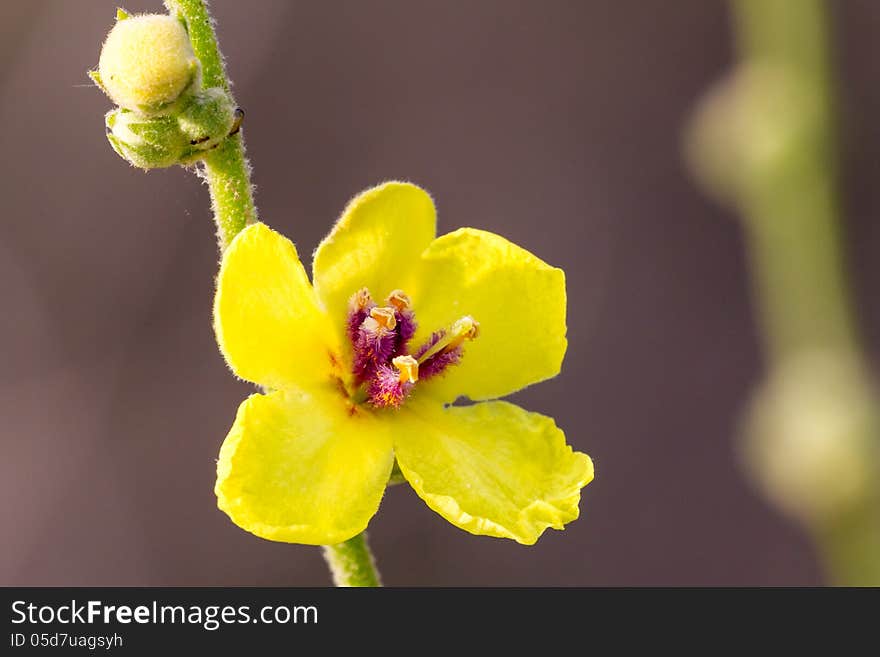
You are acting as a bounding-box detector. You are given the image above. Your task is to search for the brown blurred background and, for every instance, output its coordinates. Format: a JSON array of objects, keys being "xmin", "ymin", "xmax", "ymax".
[{"xmin": 3, "ymin": 0, "xmax": 879, "ymax": 586}]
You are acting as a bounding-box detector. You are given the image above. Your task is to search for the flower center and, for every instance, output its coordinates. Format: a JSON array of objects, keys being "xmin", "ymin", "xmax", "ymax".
[{"xmin": 345, "ymin": 287, "xmax": 478, "ymax": 409}]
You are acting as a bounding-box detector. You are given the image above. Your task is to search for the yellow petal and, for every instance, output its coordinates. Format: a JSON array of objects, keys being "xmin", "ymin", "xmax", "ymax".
[
  {"xmin": 216, "ymin": 387, "xmax": 394, "ymax": 545},
  {"xmin": 394, "ymin": 399, "xmax": 592, "ymax": 545},
  {"xmin": 312, "ymin": 182, "xmax": 436, "ymax": 337},
  {"xmin": 214, "ymin": 223, "xmax": 339, "ymax": 390},
  {"xmin": 412, "ymin": 228, "xmax": 567, "ymax": 402}
]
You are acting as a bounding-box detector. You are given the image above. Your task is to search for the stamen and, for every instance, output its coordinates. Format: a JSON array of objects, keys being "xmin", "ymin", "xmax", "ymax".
[
  {"xmin": 364, "ymin": 306, "xmax": 397, "ymax": 333},
  {"xmin": 368, "ymin": 363, "xmax": 415, "ymax": 409},
  {"xmin": 344, "ymin": 286, "xmax": 475, "ymax": 407},
  {"xmin": 387, "ymin": 289, "xmax": 411, "ymax": 312},
  {"xmin": 352, "ymin": 305, "xmax": 398, "ymax": 384},
  {"xmin": 392, "ymin": 355, "xmax": 419, "ymax": 383},
  {"xmin": 386, "ymin": 289, "xmax": 416, "ymax": 352},
  {"xmin": 417, "ymin": 315, "xmax": 480, "ymax": 364},
  {"xmin": 346, "ymin": 287, "xmax": 375, "ymax": 344},
  {"xmin": 349, "ymin": 287, "xmax": 373, "ymax": 313},
  {"xmin": 451, "ymin": 316, "xmax": 480, "ymax": 340}
]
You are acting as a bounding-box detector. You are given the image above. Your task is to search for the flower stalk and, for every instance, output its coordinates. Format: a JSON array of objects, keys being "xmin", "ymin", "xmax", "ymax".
[
  {"xmin": 160, "ymin": 0, "xmax": 256, "ymax": 249},
  {"xmin": 322, "ymin": 534, "xmax": 382, "ymax": 587},
  {"xmin": 160, "ymin": 0, "xmax": 381, "ymax": 585}
]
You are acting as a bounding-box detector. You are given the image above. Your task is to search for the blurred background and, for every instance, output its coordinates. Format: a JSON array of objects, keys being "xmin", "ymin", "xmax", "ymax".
[{"xmin": 2, "ymin": 0, "xmax": 879, "ymax": 586}]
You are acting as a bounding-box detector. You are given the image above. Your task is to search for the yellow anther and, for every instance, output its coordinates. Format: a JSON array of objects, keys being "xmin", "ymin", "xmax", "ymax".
[
  {"xmin": 451, "ymin": 316, "xmax": 480, "ymax": 341},
  {"xmin": 417, "ymin": 315, "xmax": 480, "ymax": 364},
  {"xmin": 387, "ymin": 289, "xmax": 411, "ymax": 312},
  {"xmin": 392, "ymin": 355, "xmax": 419, "ymax": 383},
  {"xmin": 349, "ymin": 287, "xmax": 373, "ymax": 312},
  {"xmin": 363, "ymin": 306, "xmax": 396, "ymax": 335},
  {"xmin": 370, "ymin": 306, "xmax": 397, "ymax": 330}
]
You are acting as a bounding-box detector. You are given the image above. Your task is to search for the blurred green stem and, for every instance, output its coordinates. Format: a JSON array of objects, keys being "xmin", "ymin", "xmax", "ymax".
[
  {"xmin": 164, "ymin": 0, "xmax": 256, "ymax": 250},
  {"xmin": 727, "ymin": 0, "xmax": 880, "ymax": 584},
  {"xmin": 731, "ymin": 0, "xmax": 857, "ymax": 363},
  {"xmin": 164, "ymin": 0, "xmax": 381, "ymax": 588}
]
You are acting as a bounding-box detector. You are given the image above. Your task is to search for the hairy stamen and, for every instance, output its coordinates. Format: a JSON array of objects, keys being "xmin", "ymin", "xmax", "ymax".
[
  {"xmin": 345, "ymin": 287, "xmax": 476, "ymax": 406},
  {"xmin": 346, "ymin": 287, "xmax": 375, "ymax": 343},
  {"xmin": 352, "ymin": 304, "xmax": 398, "ymax": 384},
  {"xmin": 368, "ymin": 362, "xmax": 415, "ymax": 408},
  {"xmin": 385, "ymin": 290, "xmax": 416, "ymax": 353}
]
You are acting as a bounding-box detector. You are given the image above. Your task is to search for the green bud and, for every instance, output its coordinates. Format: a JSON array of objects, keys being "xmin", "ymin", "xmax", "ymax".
[
  {"xmin": 105, "ymin": 88, "xmax": 243, "ymax": 169},
  {"xmin": 96, "ymin": 13, "xmax": 243, "ymax": 170},
  {"xmin": 105, "ymin": 109, "xmax": 188, "ymax": 169},
  {"xmin": 178, "ymin": 88, "xmax": 241, "ymax": 159},
  {"xmin": 97, "ymin": 13, "xmax": 199, "ymax": 115}
]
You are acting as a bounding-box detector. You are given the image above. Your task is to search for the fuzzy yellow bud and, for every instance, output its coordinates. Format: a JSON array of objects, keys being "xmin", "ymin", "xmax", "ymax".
[{"xmin": 97, "ymin": 14, "xmax": 198, "ymax": 114}]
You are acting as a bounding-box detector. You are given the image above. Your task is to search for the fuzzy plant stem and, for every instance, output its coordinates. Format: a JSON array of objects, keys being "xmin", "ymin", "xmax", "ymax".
[
  {"xmin": 322, "ymin": 534, "xmax": 383, "ymax": 587},
  {"xmin": 164, "ymin": 0, "xmax": 383, "ymax": 587},
  {"xmin": 163, "ymin": 0, "xmax": 256, "ymax": 250},
  {"xmin": 728, "ymin": 0, "xmax": 880, "ymax": 584}
]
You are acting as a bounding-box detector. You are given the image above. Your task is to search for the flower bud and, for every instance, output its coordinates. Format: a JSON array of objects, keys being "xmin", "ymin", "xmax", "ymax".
[
  {"xmin": 105, "ymin": 109, "xmax": 188, "ymax": 169},
  {"xmin": 97, "ymin": 13, "xmax": 199, "ymax": 115},
  {"xmin": 177, "ymin": 88, "xmax": 241, "ymax": 157},
  {"xmin": 741, "ymin": 352, "xmax": 880, "ymax": 529},
  {"xmin": 684, "ymin": 63, "xmax": 824, "ymax": 210}
]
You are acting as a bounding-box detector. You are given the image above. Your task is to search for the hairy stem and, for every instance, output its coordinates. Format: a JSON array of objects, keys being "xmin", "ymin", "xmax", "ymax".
[
  {"xmin": 164, "ymin": 0, "xmax": 227, "ymax": 90},
  {"xmin": 164, "ymin": 0, "xmax": 383, "ymax": 587},
  {"xmin": 199, "ymin": 136, "xmax": 257, "ymax": 248},
  {"xmin": 322, "ymin": 534, "xmax": 382, "ymax": 587},
  {"xmin": 164, "ymin": 0, "xmax": 256, "ymax": 249}
]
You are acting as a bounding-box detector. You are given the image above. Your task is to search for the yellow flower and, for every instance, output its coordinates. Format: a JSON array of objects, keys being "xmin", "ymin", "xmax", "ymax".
[{"xmin": 213, "ymin": 182, "xmax": 594, "ymax": 545}]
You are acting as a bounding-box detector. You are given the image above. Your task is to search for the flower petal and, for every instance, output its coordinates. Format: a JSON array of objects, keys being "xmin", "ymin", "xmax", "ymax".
[
  {"xmin": 216, "ymin": 387, "xmax": 394, "ymax": 545},
  {"xmin": 394, "ymin": 399, "xmax": 593, "ymax": 545},
  {"xmin": 412, "ymin": 228, "xmax": 567, "ymax": 402},
  {"xmin": 312, "ymin": 182, "xmax": 436, "ymax": 335},
  {"xmin": 214, "ymin": 223, "xmax": 339, "ymax": 390}
]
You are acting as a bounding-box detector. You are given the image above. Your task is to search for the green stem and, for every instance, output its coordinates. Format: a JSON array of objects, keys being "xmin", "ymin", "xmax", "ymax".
[
  {"xmin": 727, "ymin": 0, "xmax": 880, "ymax": 585},
  {"xmin": 322, "ymin": 533, "xmax": 383, "ymax": 587},
  {"xmin": 200, "ymin": 136, "xmax": 257, "ymax": 249},
  {"xmin": 164, "ymin": 0, "xmax": 256, "ymax": 250},
  {"xmin": 819, "ymin": 497, "xmax": 880, "ymax": 585},
  {"xmin": 164, "ymin": 0, "xmax": 383, "ymax": 587},
  {"xmin": 731, "ymin": 0, "xmax": 858, "ymax": 364},
  {"xmin": 164, "ymin": 0, "xmax": 227, "ymax": 90}
]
